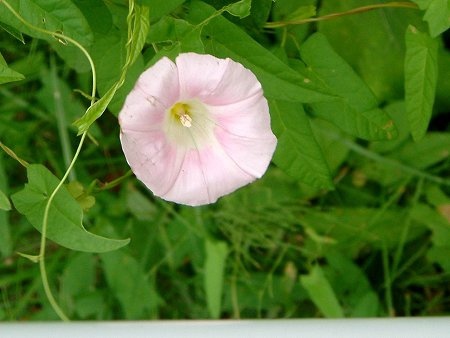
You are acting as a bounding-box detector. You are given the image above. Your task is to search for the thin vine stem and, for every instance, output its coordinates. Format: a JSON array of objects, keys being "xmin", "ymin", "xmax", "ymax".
[
  {"xmin": 39, "ymin": 131, "xmax": 88, "ymax": 322},
  {"xmin": 265, "ymin": 1, "xmax": 418, "ymax": 28},
  {"xmin": 0, "ymin": 0, "xmax": 99, "ymax": 321},
  {"xmin": 0, "ymin": 0, "xmax": 97, "ymax": 102}
]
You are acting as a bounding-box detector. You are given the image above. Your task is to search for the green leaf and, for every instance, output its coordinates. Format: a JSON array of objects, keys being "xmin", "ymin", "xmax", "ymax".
[
  {"xmin": 186, "ymin": 1, "xmax": 333, "ymax": 103},
  {"xmin": 318, "ymin": 0, "xmax": 425, "ymax": 102},
  {"xmin": 147, "ymin": 16, "xmax": 205, "ymax": 57},
  {"xmin": 0, "ymin": 22, "xmax": 25, "ymax": 43},
  {"xmin": 270, "ymin": 100, "xmax": 333, "ymax": 189},
  {"xmin": 127, "ymin": 5, "xmax": 150, "ymax": 66},
  {"xmin": 204, "ymin": 239, "xmax": 228, "ymax": 319},
  {"xmin": 0, "ymin": 53, "xmax": 25, "ymax": 84},
  {"xmin": 0, "ymin": 0, "xmax": 93, "ymax": 46},
  {"xmin": 300, "ymin": 265, "xmax": 344, "ymax": 318},
  {"xmin": 411, "ymin": 0, "xmax": 450, "ymax": 37},
  {"xmin": 404, "ymin": 25, "xmax": 438, "ymax": 141},
  {"xmin": 410, "ymin": 203, "xmax": 450, "ymax": 272},
  {"xmin": 299, "ymin": 33, "xmax": 398, "ymax": 141},
  {"xmin": 11, "ymin": 164, "xmax": 130, "ymax": 252},
  {"xmin": 0, "ymin": 154, "xmax": 12, "ymax": 258},
  {"xmin": 101, "ymin": 249, "xmax": 160, "ymax": 319},
  {"xmin": 223, "ymin": 0, "xmax": 252, "ymax": 19},
  {"xmin": 73, "ymin": 4, "xmax": 148, "ymax": 133},
  {"xmin": 140, "ymin": 0, "xmax": 186, "ymax": 23},
  {"xmin": 0, "ymin": 189, "xmax": 11, "ymax": 211}
]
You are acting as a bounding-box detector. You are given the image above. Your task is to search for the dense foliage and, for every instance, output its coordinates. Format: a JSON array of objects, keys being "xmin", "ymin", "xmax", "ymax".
[{"xmin": 0, "ymin": 0, "xmax": 449, "ymax": 320}]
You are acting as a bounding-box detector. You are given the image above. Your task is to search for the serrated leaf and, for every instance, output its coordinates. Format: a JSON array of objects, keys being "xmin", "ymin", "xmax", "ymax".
[
  {"xmin": 204, "ymin": 239, "xmax": 228, "ymax": 319},
  {"xmin": 404, "ymin": 25, "xmax": 438, "ymax": 141},
  {"xmin": 270, "ymin": 100, "xmax": 333, "ymax": 189},
  {"xmin": 299, "ymin": 33, "xmax": 398, "ymax": 141},
  {"xmin": 11, "ymin": 164, "xmax": 129, "ymax": 253},
  {"xmin": 411, "ymin": 0, "xmax": 450, "ymax": 37},
  {"xmin": 0, "ymin": 0, "xmax": 93, "ymax": 46},
  {"xmin": 224, "ymin": 0, "xmax": 251, "ymax": 19},
  {"xmin": 300, "ymin": 265, "xmax": 344, "ymax": 318},
  {"xmin": 186, "ymin": 0, "xmax": 334, "ymax": 103}
]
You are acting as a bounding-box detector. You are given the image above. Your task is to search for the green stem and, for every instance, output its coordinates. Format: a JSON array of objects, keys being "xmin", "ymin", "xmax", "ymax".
[
  {"xmin": 0, "ymin": 0, "xmax": 99, "ymax": 322},
  {"xmin": 39, "ymin": 131, "xmax": 87, "ymax": 322},
  {"xmin": 265, "ymin": 2, "xmax": 418, "ymax": 28},
  {"xmin": 0, "ymin": 0, "xmax": 97, "ymax": 103}
]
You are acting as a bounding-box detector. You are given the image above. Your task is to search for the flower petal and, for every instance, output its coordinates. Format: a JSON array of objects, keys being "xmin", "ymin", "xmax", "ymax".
[
  {"xmin": 176, "ymin": 53, "xmax": 262, "ymax": 106},
  {"xmin": 120, "ymin": 130, "xmax": 185, "ymax": 197},
  {"xmin": 135, "ymin": 57, "xmax": 180, "ymax": 108},
  {"xmin": 162, "ymin": 145, "xmax": 256, "ymax": 206}
]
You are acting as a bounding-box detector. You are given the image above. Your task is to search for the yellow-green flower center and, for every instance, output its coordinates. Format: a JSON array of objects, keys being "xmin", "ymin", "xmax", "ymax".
[
  {"xmin": 164, "ymin": 99, "xmax": 215, "ymax": 150},
  {"xmin": 170, "ymin": 102, "xmax": 193, "ymax": 128}
]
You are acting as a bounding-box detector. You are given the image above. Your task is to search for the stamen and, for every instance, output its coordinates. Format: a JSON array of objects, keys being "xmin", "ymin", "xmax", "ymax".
[
  {"xmin": 172, "ymin": 103, "xmax": 193, "ymax": 128},
  {"xmin": 179, "ymin": 113, "xmax": 192, "ymax": 128}
]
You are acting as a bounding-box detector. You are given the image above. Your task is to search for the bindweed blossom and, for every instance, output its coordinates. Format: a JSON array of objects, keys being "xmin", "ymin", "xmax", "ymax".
[{"xmin": 119, "ymin": 53, "xmax": 277, "ymax": 206}]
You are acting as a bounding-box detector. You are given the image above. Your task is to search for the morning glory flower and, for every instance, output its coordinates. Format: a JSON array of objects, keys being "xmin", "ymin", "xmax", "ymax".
[{"xmin": 119, "ymin": 53, "xmax": 277, "ymax": 206}]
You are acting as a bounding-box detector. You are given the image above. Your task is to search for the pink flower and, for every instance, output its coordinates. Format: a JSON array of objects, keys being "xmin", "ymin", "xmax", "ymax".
[{"xmin": 119, "ymin": 53, "xmax": 277, "ymax": 206}]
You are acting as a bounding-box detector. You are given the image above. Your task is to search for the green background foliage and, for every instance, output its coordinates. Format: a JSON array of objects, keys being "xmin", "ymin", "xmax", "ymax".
[{"xmin": 0, "ymin": 0, "xmax": 449, "ymax": 320}]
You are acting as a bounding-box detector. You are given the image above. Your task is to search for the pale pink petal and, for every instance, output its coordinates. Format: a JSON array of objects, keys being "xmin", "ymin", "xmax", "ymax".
[
  {"xmin": 135, "ymin": 57, "xmax": 180, "ymax": 108},
  {"xmin": 119, "ymin": 52, "xmax": 278, "ymax": 206},
  {"xmin": 162, "ymin": 145, "xmax": 256, "ymax": 206},
  {"xmin": 120, "ymin": 131, "xmax": 185, "ymax": 197},
  {"xmin": 119, "ymin": 90, "xmax": 165, "ymax": 132},
  {"xmin": 176, "ymin": 53, "xmax": 262, "ymax": 106}
]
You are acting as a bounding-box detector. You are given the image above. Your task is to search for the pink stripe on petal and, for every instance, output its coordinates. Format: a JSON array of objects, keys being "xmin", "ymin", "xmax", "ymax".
[{"xmin": 162, "ymin": 146, "xmax": 255, "ymax": 206}]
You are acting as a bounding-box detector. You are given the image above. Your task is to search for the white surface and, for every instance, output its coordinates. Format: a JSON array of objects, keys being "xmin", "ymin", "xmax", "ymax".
[{"xmin": 1, "ymin": 318, "xmax": 449, "ymax": 338}]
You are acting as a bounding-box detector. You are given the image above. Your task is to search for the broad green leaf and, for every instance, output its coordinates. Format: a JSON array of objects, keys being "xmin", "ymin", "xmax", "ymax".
[
  {"xmin": 319, "ymin": 0, "xmax": 425, "ymax": 102},
  {"xmin": 410, "ymin": 203, "xmax": 450, "ymax": 272},
  {"xmin": 0, "ymin": 0, "xmax": 93, "ymax": 46},
  {"xmin": 270, "ymin": 100, "xmax": 333, "ymax": 189},
  {"xmin": 204, "ymin": 239, "xmax": 228, "ymax": 319},
  {"xmin": 299, "ymin": 33, "xmax": 398, "ymax": 141},
  {"xmin": 140, "ymin": 0, "xmax": 186, "ymax": 23},
  {"xmin": 147, "ymin": 16, "xmax": 205, "ymax": 58},
  {"xmin": 404, "ymin": 25, "xmax": 438, "ymax": 141},
  {"xmin": 186, "ymin": 1, "xmax": 334, "ymax": 103},
  {"xmin": 411, "ymin": 0, "xmax": 450, "ymax": 37},
  {"xmin": 301, "ymin": 208, "xmax": 427, "ymax": 257},
  {"xmin": 285, "ymin": 5, "xmax": 316, "ymax": 21},
  {"xmin": 300, "ymin": 265, "xmax": 344, "ymax": 318},
  {"xmin": 11, "ymin": 164, "xmax": 130, "ymax": 252},
  {"xmin": 223, "ymin": 0, "xmax": 251, "ymax": 18},
  {"xmin": 325, "ymin": 252, "xmax": 380, "ymax": 317},
  {"xmin": 101, "ymin": 249, "xmax": 160, "ymax": 319},
  {"xmin": 0, "ymin": 53, "xmax": 24, "ymax": 84}
]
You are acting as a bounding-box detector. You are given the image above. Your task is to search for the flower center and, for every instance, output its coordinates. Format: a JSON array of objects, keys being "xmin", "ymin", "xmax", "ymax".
[
  {"xmin": 171, "ymin": 102, "xmax": 193, "ymax": 128},
  {"xmin": 164, "ymin": 99, "xmax": 215, "ymax": 150}
]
